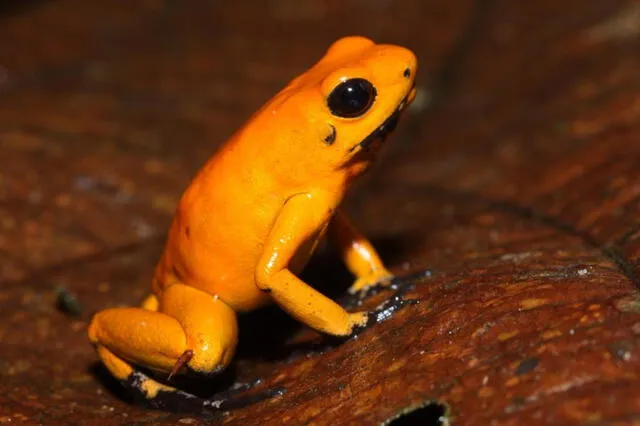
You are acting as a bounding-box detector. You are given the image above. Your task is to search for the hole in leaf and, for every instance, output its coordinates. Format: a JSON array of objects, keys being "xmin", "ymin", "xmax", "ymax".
[{"xmin": 382, "ymin": 401, "xmax": 448, "ymax": 426}]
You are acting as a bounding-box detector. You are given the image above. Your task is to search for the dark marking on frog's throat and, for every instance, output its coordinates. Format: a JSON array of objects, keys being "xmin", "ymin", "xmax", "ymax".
[
  {"xmin": 348, "ymin": 95, "xmax": 407, "ymax": 154},
  {"xmin": 349, "ymin": 109, "xmax": 399, "ymax": 153},
  {"xmin": 325, "ymin": 124, "xmax": 337, "ymax": 145}
]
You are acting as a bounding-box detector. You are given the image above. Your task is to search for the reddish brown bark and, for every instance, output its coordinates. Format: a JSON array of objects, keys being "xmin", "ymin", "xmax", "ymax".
[{"xmin": 1, "ymin": 1, "xmax": 640, "ymax": 424}]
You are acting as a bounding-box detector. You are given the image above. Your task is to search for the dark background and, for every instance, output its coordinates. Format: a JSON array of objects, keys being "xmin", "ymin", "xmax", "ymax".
[{"xmin": 1, "ymin": 1, "xmax": 640, "ymax": 424}]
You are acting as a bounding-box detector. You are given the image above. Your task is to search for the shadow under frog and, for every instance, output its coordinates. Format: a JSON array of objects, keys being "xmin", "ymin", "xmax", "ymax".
[{"xmin": 90, "ymin": 234, "xmax": 432, "ymax": 415}]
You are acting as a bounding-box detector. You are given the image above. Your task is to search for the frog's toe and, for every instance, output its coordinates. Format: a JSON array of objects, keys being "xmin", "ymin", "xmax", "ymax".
[{"xmin": 348, "ymin": 272, "xmax": 394, "ymax": 294}]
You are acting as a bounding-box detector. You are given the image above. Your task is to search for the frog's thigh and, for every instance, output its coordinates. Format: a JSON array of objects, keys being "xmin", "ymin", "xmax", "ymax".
[
  {"xmin": 88, "ymin": 306, "xmax": 188, "ymax": 374},
  {"xmin": 88, "ymin": 284, "xmax": 238, "ymax": 375}
]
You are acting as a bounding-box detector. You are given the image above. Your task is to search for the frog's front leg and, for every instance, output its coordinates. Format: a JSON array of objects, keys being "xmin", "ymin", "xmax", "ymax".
[
  {"xmin": 328, "ymin": 209, "xmax": 393, "ymax": 293},
  {"xmin": 256, "ymin": 193, "xmax": 368, "ymax": 336},
  {"xmin": 88, "ymin": 284, "xmax": 238, "ymax": 400}
]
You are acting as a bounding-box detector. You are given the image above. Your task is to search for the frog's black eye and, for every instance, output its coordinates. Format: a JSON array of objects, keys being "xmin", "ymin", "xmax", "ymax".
[{"xmin": 327, "ymin": 78, "xmax": 376, "ymax": 118}]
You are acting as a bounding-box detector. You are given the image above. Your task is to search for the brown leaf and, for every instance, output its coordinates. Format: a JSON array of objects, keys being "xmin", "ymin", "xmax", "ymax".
[{"xmin": 1, "ymin": 1, "xmax": 639, "ymax": 424}]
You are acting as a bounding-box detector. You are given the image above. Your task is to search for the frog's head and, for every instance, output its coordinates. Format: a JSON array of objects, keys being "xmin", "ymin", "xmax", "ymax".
[
  {"xmin": 247, "ymin": 36, "xmax": 417, "ymax": 186},
  {"xmin": 316, "ymin": 36, "xmax": 416, "ymax": 163}
]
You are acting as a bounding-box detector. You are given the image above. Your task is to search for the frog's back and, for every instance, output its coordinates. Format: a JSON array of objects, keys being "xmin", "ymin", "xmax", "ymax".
[{"xmin": 154, "ymin": 129, "xmax": 288, "ymax": 312}]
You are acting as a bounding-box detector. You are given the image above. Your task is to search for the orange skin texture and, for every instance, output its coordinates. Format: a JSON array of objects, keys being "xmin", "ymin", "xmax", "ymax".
[{"xmin": 88, "ymin": 36, "xmax": 417, "ymax": 399}]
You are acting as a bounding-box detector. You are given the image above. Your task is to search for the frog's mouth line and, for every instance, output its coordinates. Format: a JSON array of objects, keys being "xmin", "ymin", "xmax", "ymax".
[{"xmin": 349, "ymin": 92, "xmax": 411, "ymax": 153}]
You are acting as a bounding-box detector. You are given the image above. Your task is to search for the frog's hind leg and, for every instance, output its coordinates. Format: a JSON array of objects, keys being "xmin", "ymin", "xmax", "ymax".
[
  {"xmin": 97, "ymin": 344, "xmax": 246, "ymax": 412},
  {"xmin": 89, "ymin": 305, "xmax": 200, "ymax": 404},
  {"xmin": 88, "ymin": 284, "xmax": 240, "ymax": 407}
]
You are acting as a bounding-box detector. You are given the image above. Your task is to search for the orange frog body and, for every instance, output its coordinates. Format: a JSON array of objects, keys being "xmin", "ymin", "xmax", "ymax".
[{"xmin": 88, "ymin": 36, "xmax": 417, "ymax": 406}]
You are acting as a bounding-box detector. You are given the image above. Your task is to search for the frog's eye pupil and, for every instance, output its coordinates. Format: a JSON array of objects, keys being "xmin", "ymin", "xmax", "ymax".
[{"xmin": 327, "ymin": 78, "xmax": 376, "ymax": 118}]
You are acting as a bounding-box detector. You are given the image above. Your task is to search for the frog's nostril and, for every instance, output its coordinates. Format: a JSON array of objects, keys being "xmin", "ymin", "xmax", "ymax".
[{"xmin": 403, "ymin": 68, "xmax": 411, "ymax": 78}]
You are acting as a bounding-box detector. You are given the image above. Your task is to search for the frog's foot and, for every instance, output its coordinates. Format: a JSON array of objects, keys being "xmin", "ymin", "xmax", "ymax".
[
  {"xmin": 93, "ymin": 340, "xmax": 284, "ymax": 413},
  {"xmin": 124, "ymin": 368, "xmax": 285, "ymax": 413},
  {"xmin": 348, "ymin": 269, "xmax": 394, "ymax": 294},
  {"xmin": 368, "ymin": 288, "xmax": 418, "ymax": 324},
  {"xmin": 350, "ymin": 271, "xmax": 434, "ymax": 335},
  {"xmin": 124, "ymin": 369, "xmax": 209, "ymax": 412},
  {"xmin": 320, "ymin": 287, "xmax": 418, "ymax": 349},
  {"xmin": 348, "ymin": 269, "xmax": 434, "ymax": 302}
]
